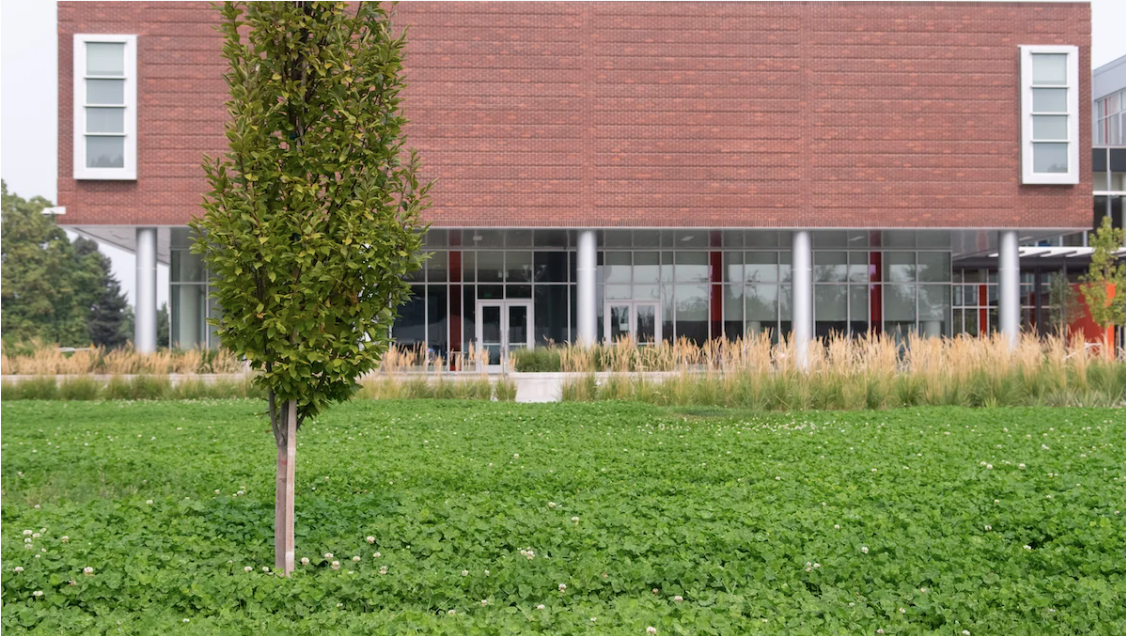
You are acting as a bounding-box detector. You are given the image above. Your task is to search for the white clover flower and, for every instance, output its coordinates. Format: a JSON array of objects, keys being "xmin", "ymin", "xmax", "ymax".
[
  {"xmin": 537, "ymin": 604, "xmax": 546, "ymax": 610},
  {"xmin": 262, "ymin": 566, "xmax": 270, "ymax": 573},
  {"xmin": 366, "ymin": 536, "xmax": 375, "ymax": 544},
  {"xmin": 461, "ymin": 570, "xmax": 469, "ymax": 576},
  {"xmin": 572, "ymin": 516, "xmax": 580, "ymax": 523},
  {"xmin": 324, "ymin": 552, "xmax": 333, "ymax": 559},
  {"xmin": 674, "ymin": 595, "xmax": 683, "ymax": 602},
  {"xmin": 877, "ymin": 630, "xmax": 885, "ymax": 635},
  {"xmin": 331, "ymin": 561, "xmax": 341, "ymax": 570},
  {"xmin": 775, "ymin": 476, "xmax": 781, "ymax": 481},
  {"xmin": 1019, "ymin": 464, "xmax": 1026, "ymax": 469},
  {"xmin": 60, "ymin": 536, "xmax": 69, "ymax": 543},
  {"xmin": 352, "ymin": 556, "xmax": 361, "ymax": 562},
  {"xmin": 1024, "ymin": 545, "xmax": 1032, "ymax": 550},
  {"xmin": 834, "ymin": 524, "xmax": 840, "ymax": 530},
  {"xmin": 861, "ymin": 546, "xmax": 869, "ymax": 554},
  {"xmin": 899, "ymin": 608, "xmax": 906, "ymax": 614},
  {"xmin": 32, "ymin": 533, "xmax": 40, "ymax": 539},
  {"xmin": 244, "ymin": 566, "xmax": 253, "ymax": 573},
  {"xmin": 647, "ymin": 627, "xmax": 657, "ymax": 634},
  {"xmin": 986, "ymin": 464, "xmax": 993, "ymax": 470},
  {"xmin": 813, "ymin": 563, "xmax": 820, "ymax": 568},
  {"xmin": 980, "ymin": 461, "xmax": 987, "ymax": 467},
  {"xmin": 448, "ymin": 609, "xmax": 456, "ymax": 616},
  {"xmin": 146, "ymin": 500, "xmax": 153, "ymax": 505},
  {"xmin": 183, "ymin": 618, "xmax": 190, "ymax": 623},
  {"xmin": 985, "ymin": 525, "xmax": 992, "ymax": 531},
  {"xmin": 652, "ymin": 588, "xmax": 660, "ymax": 595},
  {"xmin": 484, "ymin": 570, "xmax": 490, "ymax": 576},
  {"xmin": 300, "ymin": 558, "xmax": 310, "ymax": 565},
  {"xmin": 24, "ymin": 544, "xmax": 33, "ymax": 550},
  {"xmin": 548, "ymin": 502, "xmax": 556, "ymax": 508},
  {"xmin": 215, "ymin": 490, "xmax": 221, "ymax": 494},
  {"xmin": 920, "ymin": 587, "xmax": 927, "ymax": 593},
  {"xmin": 591, "ymin": 617, "xmax": 597, "ymax": 622},
  {"xmin": 13, "ymin": 567, "xmax": 24, "ymax": 573},
  {"xmin": 559, "ymin": 583, "xmax": 567, "ymax": 592},
  {"xmin": 83, "ymin": 567, "xmax": 94, "ymax": 576},
  {"xmin": 962, "ymin": 631, "xmax": 971, "ymax": 636},
  {"xmin": 32, "ymin": 590, "xmax": 44, "ymax": 598},
  {"xmin": 871, "ymin": 468, "xmax": 878, "ymax": 473},
  {"xmin": 513, "ymin": 454, "xmax": 519, "ymax": 459},
  {"xmin": 22, "ymin": 530, "xmax": 32, "ymax": 536},
  {"xmin": 373, "ymin": 552, "xmax": 381, "ymax": 558},
  {"xmin": 24, "ymin": 538, "xmax": 32, "ymax": 544},
  {"xmin": 379, "ymin": 566, "xmax": 388, "ymax": 575},
  {"xmin": 481, "ymin": 599, "xmax": 488, "ymax": 606}
]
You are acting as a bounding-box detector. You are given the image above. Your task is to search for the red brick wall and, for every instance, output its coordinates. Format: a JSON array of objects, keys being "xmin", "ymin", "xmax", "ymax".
[{"xmin": 58, "ymin": 1, "xmax": 1093, "ymax": 229}]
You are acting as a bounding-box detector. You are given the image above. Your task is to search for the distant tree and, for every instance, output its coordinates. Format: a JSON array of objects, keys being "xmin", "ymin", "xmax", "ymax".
[
  {"xmin": 157, "ymin": 302, "xmax": 171, "ymax": 349},
  {"xmin": 86, "ymin": 244, "xmax": 133, "ymax": 349},
  {"xmin": 1080, "ymin": 215, "xmax": 1126, "ymax": 354},
  {"xmin": 194, "ymin": 2, "xmax": 428, "ymax": 575},
  {"xmin": 1047, "ymin": 272, "xmax": 1082, "ymax": 335}
]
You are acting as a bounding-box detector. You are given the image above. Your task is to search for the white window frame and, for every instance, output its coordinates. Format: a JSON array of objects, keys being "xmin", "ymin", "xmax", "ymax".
[
  {"xmin": 1019, "ymin": 45, "xmax": 1079, "ymax": 185},
  {"xmin": 74, "ymin": 34, "xmax": 137, "ymax": 180}
]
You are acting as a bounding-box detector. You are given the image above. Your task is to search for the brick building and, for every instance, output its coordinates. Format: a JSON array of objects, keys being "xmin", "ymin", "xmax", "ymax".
[{"xmin": 57, "ymin": 1, "xmax": 1098, "ymax": 364}]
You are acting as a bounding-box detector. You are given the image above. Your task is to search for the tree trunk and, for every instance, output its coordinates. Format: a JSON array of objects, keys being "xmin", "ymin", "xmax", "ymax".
[{"xmin": 275, "ymin": 399, "xmax": 297, "ymax": 575}]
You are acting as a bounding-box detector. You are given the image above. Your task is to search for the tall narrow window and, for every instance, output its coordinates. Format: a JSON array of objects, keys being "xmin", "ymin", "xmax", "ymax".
[
  {"xmin": 74, "ymin": 34, "xmax": 137, "ymax": 180},
  {"xmin": 1020, "ymin": 45, "xmax": 1079, "ymax": 185}
]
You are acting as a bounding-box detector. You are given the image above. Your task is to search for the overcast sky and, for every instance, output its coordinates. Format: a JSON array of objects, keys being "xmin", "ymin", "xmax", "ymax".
[{"xmin": 3, "ymin": 1, "xmax": 1125, "ymax": 308}]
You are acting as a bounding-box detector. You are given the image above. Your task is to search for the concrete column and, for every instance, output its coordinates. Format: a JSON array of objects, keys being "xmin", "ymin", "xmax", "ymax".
[
  {"xmin": 998, "ymin": 229, "xmax": 1020, "ymax": 349},
  {"xmin": 791, "ymin": 230, "xmax": 813, "ymax": 369},
  {"xmin": 135, "ymin": 227, "xmax": 158, "ymax": 353},
  {"xmin": 576, "ymin": 229, "xmax": 598, "ymax": 346}
]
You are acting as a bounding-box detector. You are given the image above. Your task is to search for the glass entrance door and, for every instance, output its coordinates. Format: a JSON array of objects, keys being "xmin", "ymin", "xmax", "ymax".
[
  {"xmin": 475, "ymin": 300, "xmax": 533, "ymax": 370},
  {"xmin": 604, "ymin": 301, "xmax": 661, "ymax": 344}
]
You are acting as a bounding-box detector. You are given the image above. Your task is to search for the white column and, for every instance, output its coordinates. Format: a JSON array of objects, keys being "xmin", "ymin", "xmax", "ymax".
[
  {"xmin": 791, "ymin": 230, "xmax": 813, "ymax": 369},
  {"xmin": 576, "ymin": 229, "xmax": 598, "ymax": 346},
  {"xmin": 135, "ymin": 227, "xmax": 158, "ymax": 353},
  {"xmin": 998, "ymin": 229, "xmax": 1020, "ymax": 349}
]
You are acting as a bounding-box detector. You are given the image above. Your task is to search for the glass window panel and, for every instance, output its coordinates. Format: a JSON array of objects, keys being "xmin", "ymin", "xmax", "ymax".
[
  {"xmin": 426, "ymin": 251, "xmax": 448, "ymax": 283},
  {"xmin": 533, "ymin": 251, "xmax": 568, "ymax": 283},
  {"xmin": 633, "ymin": 284, "xmax": 661, "ymax": 300},
  {"xmin": 883, "ymin": 252, "xmax": 916, "ymax": 283},
  {"xmin": 507, "ymin": 230, "xmax": 532, "ymax": 247},
  {"xmin": 675, "ymin": 284, "xmax": 709, "ymax": 343},
  {"xmin": 722, "ymin": 230, "xmax": 744, "ymax": 248},
  {"xmin": 1032, "ymin": 115, "xmax": 1068, "ymax": 140},
  {"xmin": 675, "ymin": 231, "xmax": 707, "ymax": 248},
  {"xmin": 427, "ymin": 286, "xmax": 448, "ymax": 356},
  {"xmin": 848, "ymin": 252, "xmax": 870, "ymax": 282},
  {"xmin": 461, "ymin": 251, "xmax": 476, "ymax": 282},
  {"xmin": 603, "ymin": 251, "xmax": 631, "ymax": 283},
  {"xmin": 506, "ymin": 251, "xmax": 533, "ymax": 282},
  {"xmin": 392, "ymin": 286, "xmax": 427, "ymax": 348},
  {"xmin": 745, "ymin": 231, "xmax": 777, "ymax": 248},
  {"xmin": 745, "ymin": 283, "xmax": 778, "ymax": 323},
  {"xmin": 813, "ymin": 231, "xmax": 848, "ymax": 248},
  {"xmin": 1033, "ymin": 143, "xmax": 1068, "ymax": 173},
  {"xmin": 884, "ymin": 284, "xmax": 916, "ymax": 321},
  {"xmin": 724, "ymin": 285, "xmax": 743, "ymax": 320},
  {"xmin": 849, "ymin": 285, "xmax": 868, "ymax": 322},
  {"xmin": 815, "ymin": 285, "xmax": 848, "ymax": 321},
  {"xmin": 814, "ymin": 251, "xmax": 848, "ymax": 282},
  {"xmin": 86, "ymin": 79, "xmax": 125, "ymax": 105},
  {"xmin": 674, "ymin": 252, "xmax": 709, "ymax": 282},
  {"xmin": 534, "ymin": 285, "xmax": 569, "ymax": 346},
  {"xmin": 723, "ymin": 251, "xmax": 744, "ymax": 283},
  {"xmin": 171, "ymin": 284, "xmax": 207, "ymax": 349},
  {"xmin": 604, "ymin": 230, "xmax": 632, "ymax": 248},
  {"xmin": 86, "ymin": 136, "xmax": 124, "ymax": 168},
  {"xmin": 633, "ymin": 251, "xmax": 660, "ymax": 284},
  {"xmin": 1032, "ymin": 88, "xmax": 1067, "ymax": 113},
  {"xmin": 171, "ymin": 250, "xmax": 205, "ymax": 283},
  {"xmin": 533, "ymin": 229, "xmax": 568, "ymax": 248},
  {"xmin": 779, "ymin": 252, "xmax": 792, "ymax": 283},
  {"xmin": 847, "ymin": 231, "xmax": 870, "ymax": 248},
  {"xmin": 1031, "ymin": 53, "xmax": 1067, "ymax": 85},
  {"xmin": 423, "ymin": 229, "xmax": 448, "ymax": 248},
  {"xmin": 661, "ymin": 252, "xmax": 675, "ymax": 281},
  {"xmin": 882, "ymin": 231, "xmax": 915, "ymax": 248},
  {"xmin": 86, "ymin": 42, "xmax": 125, "ymax": 76},
  {"xmin": 661, "ymin": 285, "xmax": 675, "ymax": 343},
  {"xmin": 744, "ymin": 252, "xmax": 777, "ymax": 283},
  {"xmin": 605, "ymin": 284, "xmax": 632, "ymax": 300},
  {"xmin": 608, "ymin": 304, "xmax": 631, "ymax": 342},
  {"xmin": 916, "ymin": 231, "xmax": 952, "ymax": 249},
  {"xmin": 505, "ymin": 285, "xmax": 532, "ymax": 299},
  {"xmin": 917, "ymin": 252, "xmax": 950, "ymax": 282},
  {"xmin": 633, "ymin": 230, "xmax": 661, "ymax": 248},
  {"xmin": 468, "ymin": 229, "xmax": 503, "ymax": 248},
  {"xmin": 476, "ymin": 252, "xmax": 503, "ymax": 282}
]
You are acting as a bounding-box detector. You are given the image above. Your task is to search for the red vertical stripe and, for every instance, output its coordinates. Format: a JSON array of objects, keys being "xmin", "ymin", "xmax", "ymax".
[
  {"xmin": 978, "ymin": 283, "xmax": 988, "ymax": 336},
  {"xmin": 710, "ymin": 250, "xmax": 723, "ymax": 341},
  {"xmin": 869, "ymin": 248, "xmax": 882, "ymax": 335}
]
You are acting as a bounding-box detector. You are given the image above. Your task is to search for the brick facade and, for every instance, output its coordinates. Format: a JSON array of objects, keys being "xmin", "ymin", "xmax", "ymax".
[{"xmin": 58, "ymin": 1, "xmax": 1092, "ymax": 229}]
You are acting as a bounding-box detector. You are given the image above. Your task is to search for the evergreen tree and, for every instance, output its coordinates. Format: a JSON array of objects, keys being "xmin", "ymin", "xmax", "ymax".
[
  {"xmin": 87, "ymin": 249, "xmax": 133, "ymax": 349},
  {"xmin": 157, "ymin": 302, "xmax": 171, "ymax": 349}
]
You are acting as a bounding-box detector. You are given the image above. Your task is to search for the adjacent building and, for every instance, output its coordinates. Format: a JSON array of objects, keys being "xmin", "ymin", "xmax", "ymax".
[{"xmin": 57, "ymin": 1, "xmax": 1097, "ymax": 362}]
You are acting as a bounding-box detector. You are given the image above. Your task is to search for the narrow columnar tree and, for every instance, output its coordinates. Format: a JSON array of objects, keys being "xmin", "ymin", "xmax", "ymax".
[
  {"xmin": 193, "ymin": 1, "xmax": 428, "ymax": 574},
  {"xmin": 1080, "ymin": 216, "xmax": 1126, "ymax": 355}
]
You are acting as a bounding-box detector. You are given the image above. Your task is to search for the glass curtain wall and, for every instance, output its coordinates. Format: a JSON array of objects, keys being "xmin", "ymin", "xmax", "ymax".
[{"xmin": 169, "ymin": 228, "xmax": 220, "ymax": 349}]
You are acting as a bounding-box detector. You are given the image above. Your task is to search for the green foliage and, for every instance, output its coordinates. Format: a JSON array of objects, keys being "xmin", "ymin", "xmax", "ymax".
[
  {"xmin": 1080, "ymin": 215, "xmax": 1126, "ymax": 331},
  {"xmin": 1047, "ymin": 273, "xmax": 1082, "ymax": 334},
  {"xmin": 511, "ymin": 348, "xmax": 562, "ymax": 372},
  {"xmin": 156, "ymin": 302, "xmax": 170, "ymax": 349},
  {"xmin": 192, "ymin": 2, "xmax": 429, "ymax": 429},
  {"xmin": 1, "ymin": 182, "xmax": 130, "ymax": 348},
  {"xmin": 2, "ymin": 401, "xmax": 1125, "ymax": 633}
]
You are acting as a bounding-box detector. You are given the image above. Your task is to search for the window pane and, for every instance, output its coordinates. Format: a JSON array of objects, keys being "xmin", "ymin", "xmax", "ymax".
[
  {"xmin": 745, "ymin": 283, "xmax": 778, "ymax": 322},
  {"xmin": 814, "ymin": 251, "xmax": 847, "ymax": 282},
  {"xmin": 477, "ymin": 251, "xmax": 503, "ymax": 282},
  {"xmin": 1031, "ymin": 53, "xmax": 1067, "ymax": 85},
  {"xmin": 883, "ymin": 252, "xmax": 915, "ymax": 283},
  {"xmin": 1033, "ymin": 143, "xmax": 1068, "ymax": 173},
  {"xmin": 86, "ymin": 136, "xmax": 124, "ymax": 168},
  {"xmin": 1032, "ymin": 115, "xmax": 1068, "ymax": 140},
  {"xmin": 86, "ymin": 42, "xmax": 125, "ymax": 76},
  {"xmin": 633, "ymin": 251, "xmax": 660, "ymax": 284},
  {"xmin": 533, "ymin": 251, "xmax": 568, "ymax": 283},
  {"xmin": 86, "ymin": 107, "xmax": 124, "ymax": 133},
  {"xmin": 674, "ymin": 252, "xmax": 709, "ymax": 282},
  {"xmin": 1032, "ymin": 88, "xmax": 1067, "ymax": 113},
  {"xmin": 86, "ymin": 79, "xmax": 125, "ymax": 105},
  {"xmin": 603, "ymin": 251, "xmax": 631, "ymax": 283},
  {"xmin": 917, "ymin": 252, "xmax": 951, "ymax": 282},
  {"xmin": 815, "ymin": 285, "xmax": 847, "ymax": 321},
  {"xmin": 745, "ymin": 252, "xmax": 778, "ymax": 283},
  {"xmin": 506, "ymin": 251, "xmax": 533, "ymax": 282}
]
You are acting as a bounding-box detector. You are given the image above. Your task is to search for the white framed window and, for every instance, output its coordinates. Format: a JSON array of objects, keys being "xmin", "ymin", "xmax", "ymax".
[
  {"xmin": 73, "ymin": 34, "xmax": 137, "ymax": 180},
  {"xmin": 1019, "ymin": 45, "xmax": 1079, "ymax": 185}
]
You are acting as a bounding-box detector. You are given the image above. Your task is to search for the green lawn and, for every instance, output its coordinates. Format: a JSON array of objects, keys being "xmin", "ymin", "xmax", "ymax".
[{"xmin": 2, "ymin": 400, "xmax": 1124, "ymax": 634}]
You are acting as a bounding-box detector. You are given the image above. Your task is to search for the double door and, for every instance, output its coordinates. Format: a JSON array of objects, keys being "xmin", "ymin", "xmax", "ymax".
[
  {"xmin": 475, "ymin": 300, "xmax": 532, "ymax": 370},
  {"xmin": 605, "ymin": 301, "xmax": 660, "ymax": 344}
]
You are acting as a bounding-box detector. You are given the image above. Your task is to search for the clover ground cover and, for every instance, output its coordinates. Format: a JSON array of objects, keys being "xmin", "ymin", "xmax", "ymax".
[{"xmin": 2, "ymin": 400, "xmax": 1124, "ymax": 634}]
